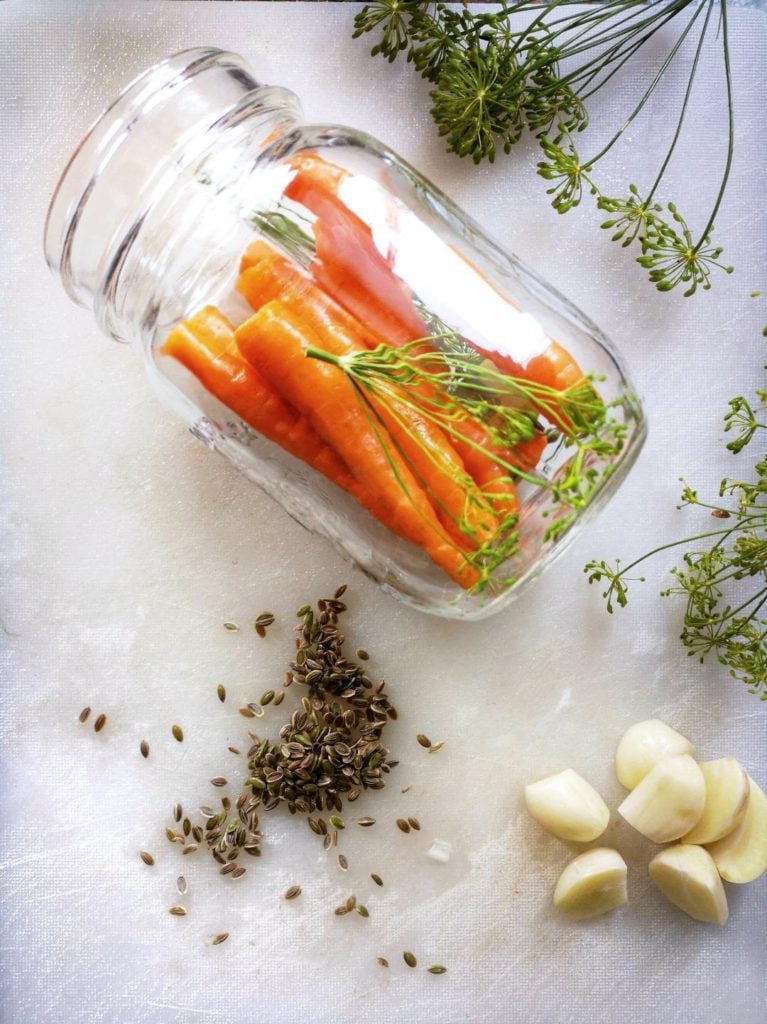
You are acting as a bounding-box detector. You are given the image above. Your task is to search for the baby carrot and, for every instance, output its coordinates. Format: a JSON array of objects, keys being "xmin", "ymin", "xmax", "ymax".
[
  {"xmin": 235, "ymin": 302, "xmax": 481, "ymax": 588},
  {"xmin": 240, "ymin": 257, "xmax": 499, "ymax": 547}
]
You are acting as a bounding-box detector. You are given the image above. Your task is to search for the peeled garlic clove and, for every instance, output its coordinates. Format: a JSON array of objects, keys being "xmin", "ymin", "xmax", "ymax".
[
  {"xmin": 615, "ymin": 719, "xmax": 694, "ymax": 790},
  {"xmin": 706, "ymin": 775, "xmax": 767, "ymax": 884},
  {"xmin": 524, "ymin": 769, "xmax": 610, "ymax": 842},
  {"xmin": 618, "ymin": 754, "xmax": 705, "ymax": 843},
  {"xmin": 553, "ymin": 848, "xmax": 628, "ymax": 920},
  {"xmin": 649, "ymin": 844, "xmax": 728, "ymax": 925},
  {"xmin": 682, "ymin": 757, "xmax": 749, "ymax": 845}
]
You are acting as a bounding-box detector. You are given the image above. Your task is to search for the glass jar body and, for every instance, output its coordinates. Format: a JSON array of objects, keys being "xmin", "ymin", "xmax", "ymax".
[{"xmin": 45, "ymin": 48, "xmax": 645, "ymax": 619}]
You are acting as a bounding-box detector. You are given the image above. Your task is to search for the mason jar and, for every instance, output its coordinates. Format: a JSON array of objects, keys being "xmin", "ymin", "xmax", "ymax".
[{"xmin": 44, "ymin": 47, "xmax": 645, "ymax": 619}]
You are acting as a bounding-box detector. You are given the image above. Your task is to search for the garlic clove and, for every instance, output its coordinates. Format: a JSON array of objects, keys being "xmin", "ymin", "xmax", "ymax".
[
  {"xmin": 615, "ymin": 719, "xmax": 694, "ymax": 790},
  {"xmin": 706, "ymin": 775, "xmax": 767, "ymax": 884},
  {"xmin": 553, "ymin": 848, "xmax": 628, "ymax": 920},
  {"xmin": 649, "ymin": 844, "xmax": 728, "ymax": 925},
  {"xmin": 618, "ymin": 754, "xmax": 705, "ymax": 843},
  {"xmin": 682, "ymin": 757, "xmax": 750, "ymax": 845},
  {"xmin": 525, "ymin": 769, "xmax": 610, "ymax": 842}
]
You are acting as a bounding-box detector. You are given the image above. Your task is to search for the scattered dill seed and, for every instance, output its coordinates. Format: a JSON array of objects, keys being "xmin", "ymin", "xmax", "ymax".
[
  {"xmin": 246, "ymin": 702, "xmax": 264, "ymax": 718},
  {"xmin": 78, "ymin": 706, "xmax": 91, "ymax": 723},
  {"xmin": 176, "ymin": 875, "xmax": 187, "ymax": 895},
  {"xmin": 401, "ymin": 786, "xmax": 412, "ymax": 794},
  {"xmin": 273, "ymin": 691, "xmax": 285, "ymax": 707},
  {"xmin": 356, "ymin": 649, "xmax": 369, "ymax": 661},
  {"xmin": 296, "ymin": 604, "xmax": 311, "ymax": 617},
  {"xmin": 396, "ymin": 818, "xmax": 411, "ymax": 834},
  {"xmin": 140, "ymin": 851, "xmax": 155, "ymax": 866},
  {"xmin": 212, "ymin": 932, "xmax": 229, "ymax": 945},
  {"xmin": 231, "ymin": 866, "xmax": 246, "ymax": 878},
  {"xmin": 329, "ymin": 815, "xmax": 345, "ymax": 830},
  {"xmin": 284, "ymin": 885, "xmax": 302, "ymax": 900},
  {"xmin": 239, "ymin": 707, "xmax": 255, "ymax": 718},
  {"xmin": 169, "ymin": 905, "xmax": 187, "ymax": 916},
  {"xmin": 173, "ymin": 803, "xmax": 182, "ymax": 823},
  {"xmin": 357, "ymin": 817, "xmax": 376, "ymax": 827},
  {"xmin": 210, "ymin": 777, "xmax": 227, "ymax": 787},
  {"xmin": 337, "ymin": 854, "xmax": 349, "ymax": 871},
  {"xmin": 259, "ymin": 690, "xmax": 275, "ymax": 706},
  {"xmin": 182, "ymin": 817, "xmax": 191, "ymax": 837},
  {"xmin": 165, "ymin": 827, "xmax": 177, "ymax": 843},
  {"xmin": 428, "ymin": 742, "xmax": 445, "ymax": 754},
  {"xmin": 408, "ymin": 817, "xmax": 421, "ymax": 831},
  {"xmin": 228, "ymin": 746, "xmax": 241, "ymax": 755},
  {"xmin": 323, "ymin": 834, "xmax": 332, "ymax": 851},
  {"xmin": 377, "ymin": 957, "xmax": 389, "ymax": 968},
  {"xmin": 255, "ymin": 623, "xmax": 266, "ymax": 638},
  {"xmin": 220, "ymin": 863, "xmax": 236, "ymax": 876},
  {"xmin": 403, "ymin": 952, "xmax": 417, "ymax": 968},
  {"xmin": 416, "ymin": 734, "xmax": 431, "ymax": 748},
  {"xmin": 371, "ymin": 873, "xmax": 383, "ymax": 886},
  {"xmin": 171, "ymin": 724, "xmax": 183, "ymax": 742},
  {"xmin": 182, "ymin": 844, "xmax": 198, "ymax": 855},
  {"xmin": 223, "ymin": 621, "xmax": 239, "ymax": 632},
  {"xmin": 428, "ymin": 965, "xmax": 447, "ymax": 975},
  {"xmin": 334, "ymin": 584, "xmax": 347, "ymax": 598},
  {"xmin": 140, "ymin": 740, "xmax": 150, "ymax": 759},
  {"xmin": 334, "ymin": 905, "xmax": 348, "ymax": 916},
  {"xmin": 356, "ymin": 905, "xmax": 369, "ymax": 918},
  {"xmin": 217, "ymin": 684, "xmax": 226, "ymax": 702},
  {"xmin": 94, "ymin": 713, "xmax": 106, "ymax": 733}
]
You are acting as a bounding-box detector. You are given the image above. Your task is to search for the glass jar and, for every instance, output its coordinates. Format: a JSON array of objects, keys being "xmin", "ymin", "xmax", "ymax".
[{"xmin": 44, "ymin": 47, "xmax": 645, "ymax": 620}]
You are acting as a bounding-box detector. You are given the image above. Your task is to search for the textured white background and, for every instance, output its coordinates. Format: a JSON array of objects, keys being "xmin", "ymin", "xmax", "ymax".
[{"xmin": 1, "ymin": 3, "xmax": 766, "ymax": 1023}]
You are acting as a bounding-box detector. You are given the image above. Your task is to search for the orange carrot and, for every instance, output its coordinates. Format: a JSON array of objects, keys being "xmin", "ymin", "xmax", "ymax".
[
  {"xmin": 235, "ymin": 302, "xmax": 481, "ymax": 588},
  {"xmin": 238, "ymin": 257, "xmax": 500, "ymax": 548},
  {"xmin": 239, "ymin": 239, "xmax": 280, "ymax": 275},
  {"xmin": 162, "ymin": 306, "xmax": 370, "ymax": 504}
]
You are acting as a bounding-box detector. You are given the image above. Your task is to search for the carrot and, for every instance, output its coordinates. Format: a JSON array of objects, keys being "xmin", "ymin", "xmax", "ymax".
[
  {"xmin": 161, "ymin": 306, "xmax": 368, "ymax": 503},
  {"xmin": 238, "ymin": 257, "xmax": 500, "ymax": 548},
  {"xmin": 235, "ymin": 301, "xmax": 481, "ymax": 588},
  {"xmin": 239, "ymin": 239, "xmax": 280, "ymax": 275}
]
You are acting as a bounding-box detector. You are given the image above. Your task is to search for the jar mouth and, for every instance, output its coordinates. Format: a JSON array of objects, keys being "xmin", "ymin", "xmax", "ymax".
[{"xmin": 44, "ymin": 47, "xmax": 301, "ymax": 312}]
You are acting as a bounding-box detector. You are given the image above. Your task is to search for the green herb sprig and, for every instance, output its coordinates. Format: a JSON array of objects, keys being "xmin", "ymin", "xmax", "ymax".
[
  {"xmin": 352, "ymin": 0, "xmax": 734, "ymax": 296},
  {"xmin": 585, "ymin": 380, "xmax": 767, "ymax": 701}
]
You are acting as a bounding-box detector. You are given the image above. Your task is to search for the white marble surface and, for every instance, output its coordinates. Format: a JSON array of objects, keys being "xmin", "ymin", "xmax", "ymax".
[{"xmin": 1, "ymin": 3, "xmax": 766, "ymax": 1023}]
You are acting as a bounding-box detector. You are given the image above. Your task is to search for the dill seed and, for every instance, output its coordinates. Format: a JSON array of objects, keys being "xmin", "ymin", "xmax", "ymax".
[
  {"xmin": 337, "ymin": 855, "xmax": 349, "ymax": 871},
  {"xmin": 417, "ymin": 734, "xmax": 431, "ymax": 748},
  {"xmin": 345, "ymin": 895, "xmax": 356, "ymax": 912},
  {"xmin": 176, "ymin": 875, "xmax": 187, "ymax": 895},
  {"xmin": 323, "ymin": 834, "xmax": 333, "ymax": 852},
  {"xmin": 403, "ymin": 952, "xmax": 417, "ymax": 968},
  {"xmin": 94, "ymin": 713, "xmax": 106, "ymax": 733},
  {"xmin": 356, "ymin": 817, "xmax": 376, "ymax": 827},
  {"xmin": 259, "ymin": 690, "xmax": 275, "ymax": 706},
  {"xmin": 246, "ymin": 702, "xmax": 265, "ymax": 718},
  {"xmin": 428, "ymin": 741, "xmax": 445, "ymax": 754},
  {"xmin": 212, "ymin": 932, "xmax": 229, "ymax": 945},
  {"xmin": 169, "ymin": 905, "xmax": 187, "ymax": 916},
  {"xmin": 228, "ymin": 746, "xmax": 241, "ymax": 755},
  {"xmin": 427, "ymin": 965, "xmax": 447, "ymax": 975},
  {"xmin": 334, "ymin": 584, "xmax": 347, "ymax": 599},
  {"xmin": 140, "ymin": 740, "xmax": 150, "ymax": 759},
  {"xmin": 231, "ymin": 866, "xmax": 246, "ymax": 879},
  {"xmin": 140, "ymin": 851, "xmax": 155, "ymax": 866},
  {"xmin": 239, "ymin": 707, "xmax": 255, "ymax": 718},
  {"xmin": 255, "ymin": 623, "xmax": 266, "ymax": 638},
  {"xmin": 210, "ymin": 777, "xmax": 227, "ymax": 787},
  {"xmin": 296, "ymin": 604, "xmax": 311, "ymax": 617},
  {"xmin": 371, "ymin": 873, "xmax": 383, "ymax": 887},
  {"xmin": 165, "ymin": 827, "xmax": 177, "ymax": 843},
  {"xmin": 284, "ymin": 885, "xmax": 302, "ymax": 900},
  {"xmin": 171, "ymin": 724, "xmax": 183, "ymax": 742},
  {"xmin": 334, "ymin": 905, "xmax": 348, "ymax": 916},
  {"xmin": 199, "ymin": 805, "xmax": 215, "ymax": 818},
  {"xmin": 407, "ymin": 817, "xmax": 421, "ymax": 831},
  {"xmin": 217, "ymin": 684, "xmax": 226, "ymax": 702},
  {"xmin": 78, "ymin": 706, "xmax": 91, "ymax": 723},
  {"xmin": 223, "ymin": 621, "xmax": 239, "ymax": 632},
  {"xmin": 220, "ymin": 863, "xmax": 236, "ymax": 876},
  {"xmin": 173, "ymin": 803, "xmax": 182, "ymax": 823},
  {"xmin": 182, "ymin": 817, "xmax": 191, "ymax": 837},
  {"xmin": 182, "ymin": 844, "xmax": 198, "ymax": 855},
  {"xmin": 329, "ymin": 815, "xmax": 345, "ymax": 830},
  {"xmin": 273, "ymin": 691, "xmax": 285, "ymax": 707},
  {"xmin": 401, "ymin": 786, "xmax": 412, "ymax": 794},
  {"xmin": 377, "ymin": 957, "xmax": 389, "ymax": 968},
  {"xmin": 356, "ymin": 905, "xmax": 369, "ymax": 918},
  {"xmin": 356, "ymin": 649, "xmax": 369, "ymax": 661},
  {"xmin": 396, "ymin": 818, "xmax": 411, "ymax": 834}
]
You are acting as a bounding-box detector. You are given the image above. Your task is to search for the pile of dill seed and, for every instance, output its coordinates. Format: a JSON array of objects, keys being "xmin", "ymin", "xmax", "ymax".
[{"xmin": 165, "ymin": 587, "xmax": 399, "ymax": 870}]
